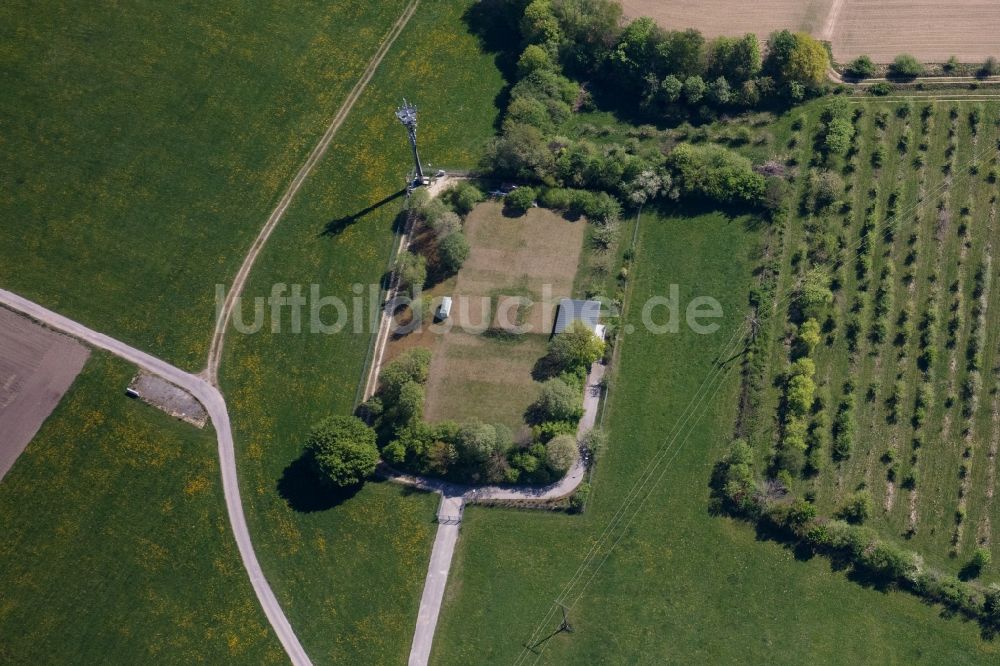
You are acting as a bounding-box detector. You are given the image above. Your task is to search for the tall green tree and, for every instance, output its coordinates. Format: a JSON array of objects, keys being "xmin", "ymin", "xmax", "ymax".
[
  {"xmin": 379, "ymin": 348, "xmax": 432, "ymax": 402},
  {"xmin": 659, "ymin": 28, "xmax": 706, "ymax": 78},
  {"xmin": 547, "ymin": 320, "xmax": 605, "ymax": 372},
  {"xmin": 438, "ymin": 231, "xmax": 470, "ymax": 275},
  {"xmin": 766, "ymin": 30, "xmax": 829, "ymax": 88},
  {"xmin": 395, "ymin": 251, "xmax": 427, "ymax": 292},
  {"xmin": 707, "ymin": 33, "xmax": 761, "ymax": 83},
  {"xmin": 306, "ymin": 416, "xmax": 379, "ymax": 488},
  {"xmin": 531, "ymin": 377, "xmax": 584, "ymax": 422},
  {"xmin": 521, "ymin": 0, "xmax": 561, "ymax": 47},
  {"xmin": 608, "ymin": 17, "xmax": 664, "ymax": 92},
  {"xmin": 551, "ymin": 0, "xmax": 623, "ymax": 73},
  {"xmin": 546, "ymin": 434, "xmax": 578, "ymax": 472}
]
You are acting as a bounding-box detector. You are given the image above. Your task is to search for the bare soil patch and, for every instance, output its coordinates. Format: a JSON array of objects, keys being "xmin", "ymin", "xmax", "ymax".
[
  {"xmin": 621, "ymin": 0, "xmax": 834, "ymax": 42},
  {"xmin": 0, "ymin": 308, "xmax": 89, "ymax": 481},
  {"xmin": 625, "ymin": 0, "xmax": 1000, "ymax": 64},
  {"xmin": 831, "ymin": 0, "xmax": 1000, "ymax": 63},
  {"xmin": 128, "ymin": 373, "xmax": 207, "ymax": 427}
]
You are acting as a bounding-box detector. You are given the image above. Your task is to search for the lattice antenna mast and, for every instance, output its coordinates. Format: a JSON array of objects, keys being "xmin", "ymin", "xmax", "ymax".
[{"xmin": 395, "ymin": 98, "xmax": 424, "ymax": 181}]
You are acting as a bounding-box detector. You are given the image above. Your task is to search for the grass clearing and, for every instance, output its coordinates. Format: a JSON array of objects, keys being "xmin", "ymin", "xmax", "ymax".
[
  {"xmin": 219, "ymin": 1, "xmax": 507, "ymax": 661},
  {"xmin": 0, "ymin": 352, "xmax": 281, "ymax": 663},
  {"xmin": 0, "ymin": 0, "xmax": 409, "ymax": 369},
  {"xmin": 456, "ymin": 202, "xmax": 586, "ymax": 331},
  {"xmin": 413, "ymin": 202, "xmax": 587, "ymax": 436},
  {"xmin": 423, "ymin": 331, "xmax": 549, "ymax": 437},
  {"xmin": 433, "ymin": 203, "xmax": 996, "ymax": 663}
]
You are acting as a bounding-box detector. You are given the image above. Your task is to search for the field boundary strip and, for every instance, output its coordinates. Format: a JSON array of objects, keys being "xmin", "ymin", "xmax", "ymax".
[{"xmin": 206, "ymin": 0, "xmax": 421, "ymax": 385}]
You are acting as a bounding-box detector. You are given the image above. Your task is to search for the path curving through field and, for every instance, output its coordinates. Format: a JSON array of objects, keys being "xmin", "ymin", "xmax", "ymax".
[
  {"xmin": 0, "ymin": 5, "xmax": 427, "ymax": 662},
  {"xmin": 205, "ymin": 0, "xmax": 421, "ymax": 386},
  {"xmin": 0, "ymin": 289, "xmax": 311, "ymax": 666},
  {"xmin": 400, "ymin": 361, "xmax": 604, "ymax": 666}
]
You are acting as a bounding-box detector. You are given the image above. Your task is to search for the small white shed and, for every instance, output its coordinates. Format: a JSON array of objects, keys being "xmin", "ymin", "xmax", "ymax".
[{"xmin": 437, "ymin": 296, "xmax": 453, "ymax": 321}]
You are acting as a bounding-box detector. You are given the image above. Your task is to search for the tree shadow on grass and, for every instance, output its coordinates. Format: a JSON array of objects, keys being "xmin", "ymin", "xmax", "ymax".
[
  {"xmin": 530, "ymin": 353, "xmax": 560, "ymax": 382},
  {"xmin": 320, "ymin": 188, "xmax": 407, "ymax": 237},
  {"xmin": 461, "ymin": 0, "xmax": 521, "ymax": 128},
  {"xmin": 277, "ymin": 454, "xmax": 362, "ymax": 513}
]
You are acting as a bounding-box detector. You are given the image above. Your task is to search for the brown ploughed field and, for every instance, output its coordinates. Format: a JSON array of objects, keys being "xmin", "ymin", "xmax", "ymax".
[
  {"xmin": 624, "ymin": 0, "xmax": 1000, "ymax": 64},
  {"xmin": 0, "ymin": 308, "xmax": 89, "ymax": 480}
]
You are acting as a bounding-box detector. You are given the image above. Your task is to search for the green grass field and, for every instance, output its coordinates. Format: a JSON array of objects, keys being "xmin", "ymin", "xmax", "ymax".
[
  {"xmin": 219, "ymin": 1, "xmax": 507, "ymax": 662},
  {"xmin": 0, "ymin": 353, "xmax": 282, "ymax": 663},
  {"xmin": 0, "ymin": 0, "xmax": 409, "ymax": 369},
  {"xmin": 423, "ymin": 331, "xmax": 549, "ymax": 437},
  {"xmin": 432, "ymin": 207, "xmax": 997, "ymax": 663}
]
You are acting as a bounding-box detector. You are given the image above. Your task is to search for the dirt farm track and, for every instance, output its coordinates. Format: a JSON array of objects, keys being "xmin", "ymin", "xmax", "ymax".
[{"xmin": 622, "ymin": 0, "xmax": 1000, "ymax": 63}]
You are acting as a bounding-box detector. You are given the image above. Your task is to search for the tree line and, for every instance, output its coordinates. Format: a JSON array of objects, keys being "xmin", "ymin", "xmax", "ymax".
[
  {"xmin": 482, "ymin": 0, "xmax": 811, "ymax": 214},
  {"xmin": 517, "ymin": 0, "xmax": 829, "ymax": 122}
]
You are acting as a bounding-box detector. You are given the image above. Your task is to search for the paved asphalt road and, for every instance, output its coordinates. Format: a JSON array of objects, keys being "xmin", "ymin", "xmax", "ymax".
[{"xmin": 0, "ymin": 289, "xmax": 311, "ymax": 666}]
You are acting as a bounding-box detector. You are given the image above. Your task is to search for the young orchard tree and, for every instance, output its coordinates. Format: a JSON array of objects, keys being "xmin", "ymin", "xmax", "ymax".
[
  {"xmin": 837, "ymin": 489, "xmax": 873, "ymax": 524},
  {"xmin": 796, "ymin": 318, "xmax": 822, "ymax": 356}
]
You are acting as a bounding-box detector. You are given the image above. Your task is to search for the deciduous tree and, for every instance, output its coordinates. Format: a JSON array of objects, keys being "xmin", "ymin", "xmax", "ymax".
[{"xmin": 306, "ymin": 416, "xmax": 379, "ymax": 488}]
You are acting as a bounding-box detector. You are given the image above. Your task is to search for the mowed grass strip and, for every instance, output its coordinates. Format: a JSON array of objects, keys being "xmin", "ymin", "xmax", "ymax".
[
  {"xmin": 433, "ymin": 209, "xmax": 995, "ymax": 664},
  {"xmin": 0, "ymin": 353, "xmax": 282, "ymax": 663},
  {"xmin": 219, "ymin": 1, "xmax": 506, "ymax": 662},
  {"xmin": 419, "ymin": 202, "xmax": 587, "ymax": 434},
  {"xmin": 423, "ymin": 331, "xmax": 549, "ymax": 437},
  {"xmin": 0, "ymin": 0, "xmax": 408, "ymax": 369}
]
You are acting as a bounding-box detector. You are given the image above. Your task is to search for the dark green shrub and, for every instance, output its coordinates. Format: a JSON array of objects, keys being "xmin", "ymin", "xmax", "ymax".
[
  {"xmin": 869, "ymin": 82, "xmax": 894, "ymax": 96},
  {"xmin": 890, "ymin": 54, "xmax": 923, "ymax": 79},
  {"xmin": 569, "ymin": 482, "xmax": 591, "ymax": 513},
  {"xmin": 979, "ymin": 56, "xmax": 999, "ymax": 78},
  {"xmin": 437, "ymin": 231, "xmax": 470, "ymax": 275},
  {"xmin": 444, "ymin": 181, "xmax": 484, "ymax": 215},
  {"xmin": 837, "ymin": 489, "xmax": 873, "ymax": 524},
  {"xmin": 846, "ymin": 55, "xmax": 875, "ymax": 79},
  {"xmin": 504, "ymin": 186, "xmax": 537, "ymax": 214}
]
